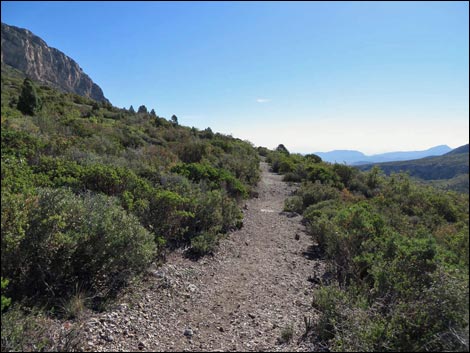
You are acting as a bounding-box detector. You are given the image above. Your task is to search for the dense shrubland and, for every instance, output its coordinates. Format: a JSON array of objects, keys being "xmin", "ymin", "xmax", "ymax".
[
  {"xmin": 1, "ymin": 74, "xmax": 259, "ymax": 345},
  {"xmin": 268, "ymin": 147, "xmax": 469, "ymax": 351}
]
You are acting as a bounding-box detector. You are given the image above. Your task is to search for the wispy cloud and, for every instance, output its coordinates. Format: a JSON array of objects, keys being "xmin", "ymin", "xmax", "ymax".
[{"xmin": 256, "ymin": 98, "xmax": 271, "ymax": 103}]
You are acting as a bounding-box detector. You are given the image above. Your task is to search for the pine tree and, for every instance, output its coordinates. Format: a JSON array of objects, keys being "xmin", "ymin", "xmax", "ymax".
[
  {"xmin": 138, "ymin": 105, "xmax": 148, "ymax": 114},
  {"xmin": 17, "ymin": 78, "xmax": 41, "ymax": 115}
]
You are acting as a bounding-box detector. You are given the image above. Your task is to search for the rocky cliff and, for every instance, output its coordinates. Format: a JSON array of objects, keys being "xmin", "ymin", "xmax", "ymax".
[{"xmin": 1, "ymin": 22, "xmax": 108, "ymax": 102}]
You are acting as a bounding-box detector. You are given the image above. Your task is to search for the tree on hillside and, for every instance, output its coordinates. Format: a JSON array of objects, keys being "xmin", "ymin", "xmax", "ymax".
[
  {"xmin": 17, "ymin": 78, "xmax": 41, "ymax": 115},
  {"xmin": 150, "ymin": 109, "xmax": 157, "ymax": 117},
  {"xmin": 171, "ymin": 114, "xmax": 179, "ymax": 125},
  {"xmin": 129, "ymin": 105, "xmax": 136, "ymax": 114},
  {"xmin": 201, "ymin": 127, "xmax": 214, "ymax": 139},
  {"xmin": 138, "ymin": 105, "xmax": 148, "ymax": 114},
  {"xmin": 276, "ymin": 144, "xmax": 290, "ymax": 155}
]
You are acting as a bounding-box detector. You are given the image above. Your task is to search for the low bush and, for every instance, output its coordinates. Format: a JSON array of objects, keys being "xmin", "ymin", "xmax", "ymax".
[
  {"xmin": 188, "ymin": 231, "xmax": 219, "ymax": 257},
  {"xmin": 271, "ymin": 150, "xmax": 469, "ymax": 352},
  {"xmin": 2, "ymin": 188, "xmax": 155, "ymax": 302},
  {"xmin": 171, "ymin": 162, "xmax": 248, "ymax": 198}
]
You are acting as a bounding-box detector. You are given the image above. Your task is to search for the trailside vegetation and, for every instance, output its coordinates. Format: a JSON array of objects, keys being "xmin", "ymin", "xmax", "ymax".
[
  {"xmin": 1, "ymin": 72, "xmax": 259, "ymax": 349},
  {"xmin": 267, "ymin": 146, "xmax": 469, "ymax": 352}
]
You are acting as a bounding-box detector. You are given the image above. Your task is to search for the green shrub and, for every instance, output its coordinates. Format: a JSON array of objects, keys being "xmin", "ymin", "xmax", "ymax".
[
  {"xmin": 304, "ymin": 153, "xmax": 322, "ymax": 163},
  {"xmin": 279, "ymin": 323, "xmax": 294, "ymax": 343},
  {"xmin": 283, "ymin": 172, "xmax": 302, "ymax": 182},
  {"xmin": 191, "ymin": 190, "xmax": 224, "ymax": 233},
  {"xmin": 189, "ymin": 231, "xmax": 219, "ymax": 257},
  {"xmin": 306, "ymin": 164, "xmax": 340, "ymax": 186},
  {"xmin": 1, "ymin": 304, "xmax": 84, "ymax": 352},
  {"xmin": 292, "ymin": 181, "xmax": 340, "ymax": 212},
  {"xmin": 137, "ymin": 189, "xmax": 194, "ymax": 246},
  {"xmin": 332, "ymin": 163, "xmax": 355, "ymax": 188},
  {"xmin": 278, "ymin": 158, "xmax": 295, "ymax": 174},
  {"xmin": 1, "ymin": 305, "xmax": 53, "ymax": 352},
  {"xmin": 314, "ymin": 269, "xmax": 469, "ymax": 352},
  {"xmin": 1, "ymin": 128, "xmax": 44, "ymax": 160},
  {"xmin": 33, "ymin": 156, "xmax": 84, "ymax": 189},
  {"xmin": 2, "ymin": 188, "xmax": 155, "ymax": 301},
  {"xmin": 178, "ymin": 142, "xmax": 207, "ymax": 163},
  {"xmin": 312, "ymin": 286, "xmax": 348, "ymax": 341},
  {"xmin": 1, "ymin": 191, "xmax": 32, "ymax": 271},
  {"xmin": 304, "ymin": 210, "xmax": 337, "ymax": 250},
  {"xmin": 284, "ymin": 196, "xmax": 303, "ymax": 214},
  {"xmin": 171, "ymin": 163, "xmax": 248, "ymax": 198},
  {"xmin": 270, "ymin": 153, "xmax": 295, "ymax": 174},
  {"xmin": 190, "ymin": 189, "xmax": 241, "ymax": 234},
  {"xmin": 257, "ymin": 146, "xmax": 269, "ymax": 156}
]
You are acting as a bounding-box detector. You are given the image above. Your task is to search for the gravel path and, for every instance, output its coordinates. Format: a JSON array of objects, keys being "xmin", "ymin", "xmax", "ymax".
[{"xmin": 81, "ymin": 162, "xmax": 324, "ymax": 352}]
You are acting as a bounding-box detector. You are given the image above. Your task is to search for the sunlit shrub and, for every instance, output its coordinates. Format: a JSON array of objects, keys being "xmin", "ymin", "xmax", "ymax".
[
  {"xmin": 295, "ymin": 181, "xmax": 340, "ymax": 211},
  {"xmin": 171, "ymin": 162, "xmax": 248, "ymax": 198},
  {"xmin": 2, "ymin": 188, "xmax": 155, "ymax": 301}
]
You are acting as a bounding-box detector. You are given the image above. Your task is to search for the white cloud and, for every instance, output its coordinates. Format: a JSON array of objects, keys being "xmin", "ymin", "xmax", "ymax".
[{"xmin": 256, "ymin": 98, "xmax": 270, "ymax": 103}]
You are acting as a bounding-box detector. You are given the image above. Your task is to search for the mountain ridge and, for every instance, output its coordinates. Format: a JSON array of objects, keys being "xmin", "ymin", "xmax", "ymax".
[
  {"xmin": 445, "ymin": 144, "xmax": 469, "ymax": 155},
  {"xmin": 314, "ymin": 144, "xmax": 452, "ymax": 165},
  {"xmin": 357, "ymin": 144, "xmax": 469, "ymax": 193},
  {"xmin": 1, "ymin": 22, "xmax": 108, "ymax": 102}
]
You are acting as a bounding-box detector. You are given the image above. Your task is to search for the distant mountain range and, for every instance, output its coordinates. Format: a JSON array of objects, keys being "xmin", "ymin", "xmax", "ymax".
[
  {"xmin": 1, "ymin": 22, "xmax": 108, "ymax": 102},
  {"xmin": 358, "ymin": 144, "xmax": 469, "ymax": 193},
  {"xmin": 314, "ymin": 145, "xmax": 452, "ymax": 165}
]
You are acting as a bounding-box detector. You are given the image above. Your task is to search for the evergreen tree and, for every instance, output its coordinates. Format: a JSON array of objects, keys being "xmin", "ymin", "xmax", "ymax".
[
  {"xmin": 171, "ymin": 114, "xmax": 179, "ymax": 125},
  {"xmin": 150, "ymin": 109, "xmax": 157, "ymax": 117},
  {"xmin": 17, "ymin": 78, "xmax": 41, "ymax": 115},
  {"xmin": 201, "ymin": 127, "xmax": 214, "ymax": 139},
  {"xmin": 129, "ymin": 105, "xmax": 136, "ymax": 114},
  {"xmin": 276, "ymin": 144, "xmax": 290, "ymax": 155},
  {"xmin": 138, "ymin": 105, "xmax": 148, "ymax": 114}
]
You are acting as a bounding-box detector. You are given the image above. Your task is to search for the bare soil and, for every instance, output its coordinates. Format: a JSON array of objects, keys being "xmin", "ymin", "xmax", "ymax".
[{"xmin": 80, "ymin": 162, "xmax": 324, "ymax": 352}]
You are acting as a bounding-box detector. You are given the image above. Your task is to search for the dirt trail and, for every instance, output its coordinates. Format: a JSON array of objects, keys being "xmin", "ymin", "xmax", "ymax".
[{"xmin": 83, "ymin": 162, "xmax": 323, "ymax": 352}]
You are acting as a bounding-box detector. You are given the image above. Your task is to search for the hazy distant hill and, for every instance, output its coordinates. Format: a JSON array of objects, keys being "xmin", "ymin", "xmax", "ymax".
[
  {"xmin": 445, "ymin": 144, "xmax": 469, "ymax": 155},
  {"xmin": 1, "ymin": 22, "xmax": 108, "ymax": 102},
  {"xmin": 313, "ymin": 150, "xmax": 367, "ymax": 164},
  {"xmin": 315, "ymin": 145, "xmax": 452, "ymax": 165},
  {"xmin": 358, "ymin": 144, "xmax": 469, "ymax": 193}
]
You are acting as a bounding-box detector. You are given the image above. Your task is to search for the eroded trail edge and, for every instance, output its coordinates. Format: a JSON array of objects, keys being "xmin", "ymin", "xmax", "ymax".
[{"xmin": 85, "ymin": 162, "xmax": 322, "ymax": 352}]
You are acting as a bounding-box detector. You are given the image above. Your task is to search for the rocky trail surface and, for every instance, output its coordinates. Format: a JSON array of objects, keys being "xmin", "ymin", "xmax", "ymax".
[{"xmin": 80, "ymin": 162, "xmax": 325, "ymax": 352}]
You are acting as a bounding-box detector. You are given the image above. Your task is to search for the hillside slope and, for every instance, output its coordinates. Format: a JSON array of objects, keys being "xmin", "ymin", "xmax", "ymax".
[
  {"xmin": 1, "ymin": 22, "xmax": 108, "ymax": 102},
  {"xmin": 1, "ymin": 67, "xmax": 261, "ymax": 328},
  {"xmin": 446, "ymin": 144, "xmax": 469, "ymax": 155},
  {"xmin": 357, "ymin": 144, "xmax": 469, "ymax": 193}
]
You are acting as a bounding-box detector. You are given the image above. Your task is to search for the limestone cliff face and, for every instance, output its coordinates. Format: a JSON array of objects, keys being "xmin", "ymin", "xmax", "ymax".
[{"xmin": 1, "ymin": 23, "xmax": 108, "ymax": 102}]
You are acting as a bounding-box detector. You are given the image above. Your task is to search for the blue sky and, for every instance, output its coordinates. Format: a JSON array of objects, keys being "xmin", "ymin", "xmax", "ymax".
[{"xmin": 2, "ymin": 1, "xmax": 468, "ymax": 153}]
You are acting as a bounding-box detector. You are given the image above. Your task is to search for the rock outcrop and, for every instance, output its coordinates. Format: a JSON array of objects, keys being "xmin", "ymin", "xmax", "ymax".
[{"xmin": 1, "ymin": 22, "xmax": 108, "ymax": 102}]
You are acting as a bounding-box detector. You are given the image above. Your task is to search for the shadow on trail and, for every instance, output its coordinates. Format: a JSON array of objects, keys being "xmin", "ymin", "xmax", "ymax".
[{"xmin": 301, "ymin": 244, "xmax": 325, "ymax": 261}]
